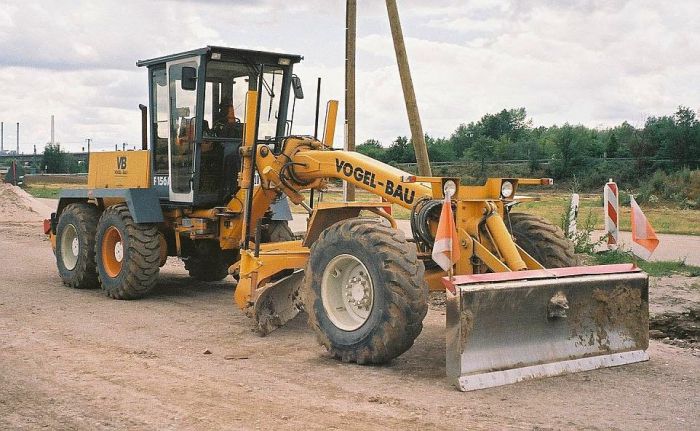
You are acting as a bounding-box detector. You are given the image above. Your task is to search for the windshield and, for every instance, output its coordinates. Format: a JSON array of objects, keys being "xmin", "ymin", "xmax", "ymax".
[{"xmin": 203, "ymin": 60, "xmax": 286, "ymax": 141}]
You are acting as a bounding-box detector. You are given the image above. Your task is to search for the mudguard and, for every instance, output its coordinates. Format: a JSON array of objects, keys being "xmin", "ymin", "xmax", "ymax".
[{"xmin": 58, "ymin": 188, "xmax": 163, "ymax": 224}]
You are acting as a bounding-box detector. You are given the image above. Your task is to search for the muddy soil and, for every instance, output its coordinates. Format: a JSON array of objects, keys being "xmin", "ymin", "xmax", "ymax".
[
  {"xmin": 0, "ymin": 187, "xmax": 698, "ymax": 430},
  {"xmin": 648, "ymin": 276, "xmax": 699, "ymax": 350}
]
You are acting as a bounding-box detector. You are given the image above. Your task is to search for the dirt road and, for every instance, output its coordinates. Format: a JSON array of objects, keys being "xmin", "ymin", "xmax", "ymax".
[{"xmin": 1, "ymin": 220, "xmax": 698, "ymax": 430}]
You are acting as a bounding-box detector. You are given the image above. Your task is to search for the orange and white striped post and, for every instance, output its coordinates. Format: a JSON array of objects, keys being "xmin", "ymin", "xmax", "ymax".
[{"xmin": 604, "ymin": 179, "xmax": 619, "ymax": 248}]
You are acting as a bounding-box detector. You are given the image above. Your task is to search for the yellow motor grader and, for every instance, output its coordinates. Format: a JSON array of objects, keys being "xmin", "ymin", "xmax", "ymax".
[{"xmin": 47, "ymin": 46, "xmax": 649, "ymax": 391}]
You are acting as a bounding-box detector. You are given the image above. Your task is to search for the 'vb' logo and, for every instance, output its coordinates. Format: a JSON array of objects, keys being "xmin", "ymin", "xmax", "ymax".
[
  {"xmin": 116, "ymin": 156, "xmax": 127, "ymax": 170},
  {"xmin": 115, "ymin": 156, "xmax": 128, "ymax": 174}
]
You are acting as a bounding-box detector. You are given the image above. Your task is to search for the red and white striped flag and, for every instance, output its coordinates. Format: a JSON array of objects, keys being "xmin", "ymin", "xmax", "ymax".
[
  {"xmin": 630, "ymin": 196, "xmax": 659, "ymax": 260},
  {"xmin": 432, "ymin": 191, "xmax": 460, "ymax": 275}
]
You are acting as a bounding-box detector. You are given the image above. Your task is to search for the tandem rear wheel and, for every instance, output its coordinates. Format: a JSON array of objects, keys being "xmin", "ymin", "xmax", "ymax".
[
  {"xmin": 95, "ymin": 204, "xmax": 161, "ymax": 299},
  {"xmin": 55, "ymin": 202, "xmax": 100, "ymax": 289}
]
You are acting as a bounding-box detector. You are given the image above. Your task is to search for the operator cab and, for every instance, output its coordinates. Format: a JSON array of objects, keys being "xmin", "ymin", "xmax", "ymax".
[{"xmin": 137, "ymin": 46, "xmax": 304, "ymax": 207}]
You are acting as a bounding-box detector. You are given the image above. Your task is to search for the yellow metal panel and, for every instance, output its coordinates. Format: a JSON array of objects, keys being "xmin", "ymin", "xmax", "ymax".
[
  {"xmin": 292, "ymin": 150, "xmax": 434, "ymax": 208},
  {"xmin": 234, "ymin": 242, "xmax": 310, "ymax": 308},
  {"xmin": 322, "ymin": 100, "xmax": 339, "ymax": 147},
  {"xmin": 244, "ymin": 90, "xmax": 258, "ymax": 148},
  {"xmin": 87, "ymin": 151, "xmax": 150, "ymax": 189}
]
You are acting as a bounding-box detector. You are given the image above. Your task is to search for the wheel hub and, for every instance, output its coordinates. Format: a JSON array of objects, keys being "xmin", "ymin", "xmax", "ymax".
[
  {"xmin": 101, "ymin": 226, "xmax": 124, "ymax": 278},
  {"xmin": 71, "ymin": 237, "xmax": 79, "ymax": 257},
  {"xmin": 345, "ymin": 273, "xmax": 370, "ymax": 310},
  {"xmin": 60, "ymin": 223, "xmax": 79, "ymax": 271},
  {"xmin": 114, "ymin": 241, "xmax": 123, "ymax": 262},
  {"xmin": 321, "ymin": 254, "xmax": 374, "ymax": 331}
]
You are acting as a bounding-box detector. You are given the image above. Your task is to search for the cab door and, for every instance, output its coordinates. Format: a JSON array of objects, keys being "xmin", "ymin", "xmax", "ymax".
[{"xmin": 166, "ymin": 58, "xmax": 200, "ymax": 203}]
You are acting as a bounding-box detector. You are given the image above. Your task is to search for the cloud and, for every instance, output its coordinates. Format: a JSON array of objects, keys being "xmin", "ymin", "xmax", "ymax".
[{"xmin": 0, "ymin": 0, "xmax": 698, "ymax": 154}]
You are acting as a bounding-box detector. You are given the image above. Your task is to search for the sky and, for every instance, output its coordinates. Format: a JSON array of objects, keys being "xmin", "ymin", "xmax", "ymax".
[{"xmin": 0, "ymin": 0, "xmax": 698, "ymax": 153}]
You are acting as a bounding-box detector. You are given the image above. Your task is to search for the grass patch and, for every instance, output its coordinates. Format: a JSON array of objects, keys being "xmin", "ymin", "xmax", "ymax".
[
  {"xmin": 592, "ymin": 249, "xmax": 700, "ymax": 277},
  {"xmin": 25, "ymin": 183, "xmax": 85, "ymax": 199},
  {"xmin": 26, "ymin": 185, "xmax": 61, "ymax": 199},
  {"xmin": 516, "ymin": 192, "xmax": 700, "ymax": 236}
]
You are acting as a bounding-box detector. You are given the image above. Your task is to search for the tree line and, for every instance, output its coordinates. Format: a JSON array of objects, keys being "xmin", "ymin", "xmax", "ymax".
[
  {"xmin": 357, "ymin": 106, "xmax": 700, "ymax": 186},
  {"xmin": 41, "ymin": 143, "xmax": 86, "ymax": 174}
]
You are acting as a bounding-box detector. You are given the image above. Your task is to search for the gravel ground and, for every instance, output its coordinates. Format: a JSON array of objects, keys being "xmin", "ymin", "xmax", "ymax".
[{"xmin": 0, "ymin": 221, "xmax": 698, "ymax": 430}]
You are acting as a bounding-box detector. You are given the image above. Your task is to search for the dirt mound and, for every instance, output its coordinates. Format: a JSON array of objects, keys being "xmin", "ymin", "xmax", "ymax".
[{"xmin": 0, "ymin": 183, "xmax": 54, "ymax": 223}]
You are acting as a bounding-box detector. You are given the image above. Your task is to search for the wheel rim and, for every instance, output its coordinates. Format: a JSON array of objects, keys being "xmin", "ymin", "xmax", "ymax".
[
  {"xmin": 101, "ymin": 226, "xmax": 124, "ymax": 278},
  {"xmin": 60, "ymin": 224, "xmax": 79, "ymax": 270},
  {"xmin": 321, "ymin": 254, "xmax": 374, "ymax": 331}
]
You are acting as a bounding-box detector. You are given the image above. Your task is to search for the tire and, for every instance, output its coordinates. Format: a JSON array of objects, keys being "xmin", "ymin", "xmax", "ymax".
[
  {"xmin": 303, "ymin": 218, "xmax": 428, "ymax": 364},
  {"xmin": 95, "ymin": 204, "xmax": 160, "ymax": 299},
  {"xmin": 184, "ymin": 240, "xmax": 236, "ymax": 282},
  {"xmin": 508, "ymin": 212, "xmax": 579, "ymax": 268},
  {"xmin": 55, "ymin": 202, "xmax": 100, "ymax": 289}
]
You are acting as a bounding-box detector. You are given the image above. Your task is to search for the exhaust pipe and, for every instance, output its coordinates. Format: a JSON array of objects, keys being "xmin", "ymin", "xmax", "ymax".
[{"xmin": 139, "ymin": 104, "xmax": 147, "ymax": 150}]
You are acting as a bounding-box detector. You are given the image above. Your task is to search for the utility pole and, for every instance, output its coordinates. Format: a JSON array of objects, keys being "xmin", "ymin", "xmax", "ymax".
[
  {"xmin": 1, "ymin": 122, "xmax": 3, "ymax": 152},
  {"xmin": 385, "ymin": 0, "xmax": 432, "ymax": 176},
  {"xmin": 344, "ymin": 0, "xmax": 357, "ymax": 201},
  {"xmin": 16, "ymin": 122, "xmax": 19, "ymax": 154}
]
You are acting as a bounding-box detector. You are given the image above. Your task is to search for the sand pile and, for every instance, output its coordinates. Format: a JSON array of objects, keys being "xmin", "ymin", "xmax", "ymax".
[{"xmin": 0, "ymin": 183, "xmax": 55, "ymax": 223}]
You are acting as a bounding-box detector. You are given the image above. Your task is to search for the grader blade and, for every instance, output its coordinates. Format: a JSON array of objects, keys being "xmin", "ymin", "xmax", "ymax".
[
  {"xmin": 445, "ymin": 264, "xmax": 649, "ymax": 391},
  {"xmin": 252, "ymin": 270, "xmax": 304, "ymax": 336}
]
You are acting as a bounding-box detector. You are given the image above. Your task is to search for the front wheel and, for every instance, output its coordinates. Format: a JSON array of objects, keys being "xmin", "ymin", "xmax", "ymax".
[
  {"xmin": 303, "ymin": 218, "xmax": 428, "ymax": 364},
  {"xmin": 95, "ymin": 204, "xmax": 160, "ymax": 299},
  {"xmin": 508, "ymin": 212, "xmax": 579, "ymax": 268}
]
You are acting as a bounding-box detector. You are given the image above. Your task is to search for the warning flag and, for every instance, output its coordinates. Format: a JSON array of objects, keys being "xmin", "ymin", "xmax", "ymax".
[
  {"xmin": 431, "ymin": 191, "xmax": 460, "ymax": 273},
  {"xmin": 630, "ymin": 196, "xmax": 659, "ymax": 260}
]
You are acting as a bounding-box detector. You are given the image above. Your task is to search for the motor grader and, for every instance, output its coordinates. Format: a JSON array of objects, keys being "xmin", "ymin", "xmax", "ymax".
[{"xmin": 47, "ymin": 46, "xmax": 649, "ymax": 391}]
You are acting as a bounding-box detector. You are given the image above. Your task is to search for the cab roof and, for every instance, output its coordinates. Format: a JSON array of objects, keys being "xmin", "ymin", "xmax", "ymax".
[{"xmin": 136, "ymin": 46, "xmax": 303, "ymax": 68}]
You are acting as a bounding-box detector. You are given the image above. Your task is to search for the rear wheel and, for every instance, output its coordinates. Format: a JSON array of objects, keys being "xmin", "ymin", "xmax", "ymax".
[
  {"xmin": 508, "ymin": 212, "xmax": 579, "ymax": 268},
  {"xmin": 55, "ymin": 202, "xmax": 100, "ymax": 289},
  {"xmin": 95, "ymin": 204, "xmax": 160, "ymax": 299},
  {"xmin": 184, "ymin": 240, "xmax": 237, "ymax": 282},
  {"xmin": 303, "ymin": 218, "xmax": 428, "ymax": 364}
]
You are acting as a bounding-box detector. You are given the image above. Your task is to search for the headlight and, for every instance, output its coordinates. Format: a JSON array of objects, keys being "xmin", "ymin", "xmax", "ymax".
[
  {"xmin": 443, "ymin": 180, "xmax": 457, "ymax": 198},
  {"xmin": 501, "ymin": 181, "xmax": 514, "ymax": 198}
]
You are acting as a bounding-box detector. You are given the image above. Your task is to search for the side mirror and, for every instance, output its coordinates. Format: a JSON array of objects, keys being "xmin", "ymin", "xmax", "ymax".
[
  {"xmin": 292, "ymin": 75, "xmax": 304, "ymax": 99},
  {"xmin": 181, "ymin": 66, "xmax": 197, "ymax": 91}
]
